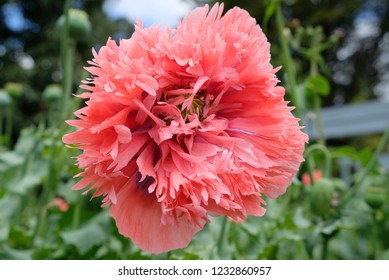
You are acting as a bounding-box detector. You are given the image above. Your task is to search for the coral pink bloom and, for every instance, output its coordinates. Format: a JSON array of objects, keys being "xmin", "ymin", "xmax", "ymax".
[
  {"xmin": 63, "ymin": 3, "xmax": 308, "ymax": 254},
  {"xmin": 302, "ymin": 170, "xmax": 323, "ymax": 186}
]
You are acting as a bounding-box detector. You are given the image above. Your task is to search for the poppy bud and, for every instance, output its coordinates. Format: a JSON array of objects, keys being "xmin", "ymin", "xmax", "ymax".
[
  {"xmin": 364, "ymin": 187, "xmax": 385, "ymax": 210},
  {"xmin": 43, "ymin": 84, "xmax": 62, "ymax": 102},
  {"xmin": 5, "ymin": 82, "xmax": 23, "ymax": 99},
  {"xmin": 309, "ymin": 178, "xmax": 335, "ymax": 218},
  {"xmin": 56, "ymin": 9, "xmax": 92, "ymax": 41}
]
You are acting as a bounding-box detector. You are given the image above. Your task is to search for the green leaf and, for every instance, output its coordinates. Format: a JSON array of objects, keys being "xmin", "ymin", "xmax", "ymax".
[
  {"xmin": 57, "ymin": 179, "xmax": 81, "ymax": 204},
  {"xmin": 306, "ymin": 75, "xmax": 330, "ymax": 96},
  {"xmin": 293, "ymin": 207, "xmax": 311, "ymax": 228},
  {"xmin": 0, "ymin": 151, "xmax": 24, "ymax": 172},
  {"xmin": 262, "ymin": 2, "xmax": 276, "ymax": 29},
  {"xmin": 183, "ymin": 252, "xmax": 201, "ymax": 260},
  {"xmin": 321, "ymin": 220, "xmax": 342, "ymax": 236},
  {"xmin": 60, "ymin": 211, "xmax": 110, "ymax": 255},
  {"xmin": 0, "ymin": 224, "xmax": 10, "ymax": 241},
  {"xmin": 331, "ymin": 146, "xmax": 359, "ymax": 161},
  {"xmin": 12, "ymin": 173, "xmax": 43, "ymax": 195},
  {"xmin": 0, "ymin": 193, "xmax": 22, "ymax": 221},
  {"xmin": 0, "ymin": 244, "xmax": 32, "ymax": 260},
  {"xmin": 8, "ymin": 225, "xmax": 33, "ymax": 248},
  {"xmin": 13, "ymin": 128, "xmax": 38, "ymax": 156}
]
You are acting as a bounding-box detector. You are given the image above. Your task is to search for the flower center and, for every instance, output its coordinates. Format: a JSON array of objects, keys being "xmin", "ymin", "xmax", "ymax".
[
  {"xmin": 161, "ymin": 89, "xmax": 209, "ymax": 123},
  {"xmin": 181, "ymin": 93, "xmax": 206, "ymax": 120},
  {"xmin": 135, "ymin": 171, "xmax": 155, "ymax": 193}
]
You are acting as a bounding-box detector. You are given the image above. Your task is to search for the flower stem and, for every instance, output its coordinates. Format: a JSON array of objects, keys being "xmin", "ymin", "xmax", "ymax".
[
  {"xmin": 304, "ymin": 143, "xmax": 332, "ymax": 184},
  {"xmin": 313, "ymin": 96, "xmax": 325, "ymax": 145},
  {"xmin": 32, "ymin": 130, "xmax": 59, "ymax": 244},
  {"xmin": 321, "ymin": 234, "xmax": 330, "ymax": 260},
  {"xmin": 72, "ymin": 199, "xmax": 81, "ymax": 229},
  {"xmin": 217, "ymin": 216, "xmax": 228, "ymax": 257},
  {"xmin": 5, "ymin": 106, "xmax": 13, "ymax": 148},
  {"xmin": 59, "ymin": 0, "xmax": 74, "ymax": 127},
  {"xmin": 0, "ymin": 113, "xmax": 3, "ymax": 145},
  {"xmin": 275, "ymin": 3, "xmax": 302, "ymax": 119},
  {"xmin": 32, "ymin": 0, "xmax": 73, "ymax": 245},
  {"xmin": 310, "ymin": 61, "xmax": 326, "ymax": 146}
]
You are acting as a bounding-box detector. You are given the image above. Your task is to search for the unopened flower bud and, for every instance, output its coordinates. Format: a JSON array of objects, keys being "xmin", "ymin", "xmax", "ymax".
[
  {"xmin": 43, "ymin": 84, "xmax": 62, "ymax": 102},
  {"xmin": 5, "ymin": 82, "xmax": 23, "ymax": 99},
  {"xmin": 309, "ymin": 178, "xmax": 335, "ymax": 218},
  {"xmin": 56, "ymin": 9, "xmax": 92, "ymax": 41},
  {"xmin": 364, "ymin": 187, "xmax": 385, "ymax": 210}
]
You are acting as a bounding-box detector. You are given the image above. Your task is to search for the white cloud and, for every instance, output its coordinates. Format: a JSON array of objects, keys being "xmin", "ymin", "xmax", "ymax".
[{"xmin": 103, "ymin": 0, "xmax": 196, "ymax": 27}]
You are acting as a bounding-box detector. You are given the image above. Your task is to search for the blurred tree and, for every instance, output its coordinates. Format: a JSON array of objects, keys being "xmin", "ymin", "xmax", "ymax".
[
  {"xmin": 0, "ymin": 0, "xmax": 134, "ymax": 133},
  {"xmin": 192, "ymin": 0, "xmax": 389, "ymax": 106}
]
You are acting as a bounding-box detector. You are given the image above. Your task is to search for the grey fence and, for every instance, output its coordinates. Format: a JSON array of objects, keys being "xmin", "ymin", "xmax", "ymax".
[{"xmin": 304, "ymin": 99, "xmax": 389, "ymax": 179}]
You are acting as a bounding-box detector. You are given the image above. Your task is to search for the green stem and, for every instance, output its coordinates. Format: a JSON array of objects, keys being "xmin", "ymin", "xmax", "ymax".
[
  {"xmin": 59, "ymin": 0, "xmax": 74, "ymax": 126},
  {"xmin": 321, "ymin": 234, "xmax": 329, "ymax": 260},
  {"xmin": 275, "ymin": 3, "xmax": 302, "ymax": 119},
  {"xmin": 313, "ymin": 91, "xmax": 325, "ymax": 145},
  {"xmin": 304, "ymin": 144, "xmax": 332, "ymax": 184},
  {"xmin": 217, "ymin": 216, "xmax": 228, "ymax": 257},
  {"xmin": 72, "ymin": 200, "xmax": 81, "ymax": 229},
  {"xmin": 5, "ymin": 106, "xmax": 13, "ymax": 148},
  {"xmin": 32, "ymin": 0, "xmax": 73, "ymax": 245},
  {"xmin": 32, "ymin": 131, "xmax": 59, "ymax": 244},
  {"xmin": 310, "ymin": 59, "xmax": 318, "ymax": 76},
  {"xmin": 0, "ymin": 113, "xmax": 3, "ymax": 145},
  {"xmin": 61, "ymin": 41, "xmax": 75, "ymax": 123},
  {"xmin": 310, "ymin": 60, "xmax": 326, "ymax": 146}
]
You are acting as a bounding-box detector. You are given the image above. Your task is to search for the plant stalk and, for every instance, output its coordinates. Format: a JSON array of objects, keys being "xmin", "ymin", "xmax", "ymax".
[{"xmin": 275, "ymin": 3, "xmax": 302, "ymax": 119}]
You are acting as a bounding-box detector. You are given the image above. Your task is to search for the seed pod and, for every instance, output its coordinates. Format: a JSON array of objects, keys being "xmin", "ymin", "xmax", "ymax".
[
  {"xmin": 43, "ymin": 84, "xmax": 62, "ymax": 102},
  {"xmin": 56, "ymin": 9, "xmax": 92, "ymax": 41},
  {"xmin": 5, "ymin": 82, "xmax": 23, "ymax": 99},
  {"xmin": 364, "ymin": 187, "xmax": 385, "ymax": 210},
  {"xmin": 309, "ymin": 178, "xmax": 335, "ymax": 218}
]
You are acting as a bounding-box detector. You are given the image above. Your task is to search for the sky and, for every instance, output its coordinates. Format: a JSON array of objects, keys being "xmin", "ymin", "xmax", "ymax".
[{"xmin": 103, "ymin": 0, "xmax": 196, "ymax": 27}]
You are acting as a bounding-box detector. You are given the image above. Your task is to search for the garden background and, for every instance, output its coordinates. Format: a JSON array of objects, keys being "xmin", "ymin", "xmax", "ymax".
[{"xmin": 1, "ymin": 0, "xmax": 389, "ymax": 259}]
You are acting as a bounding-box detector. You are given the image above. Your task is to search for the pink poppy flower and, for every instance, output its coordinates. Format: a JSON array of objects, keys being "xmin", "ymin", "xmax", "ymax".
[{"xmin": 63, "ymin": 3, "xmax": 308, "ymax": 254}]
